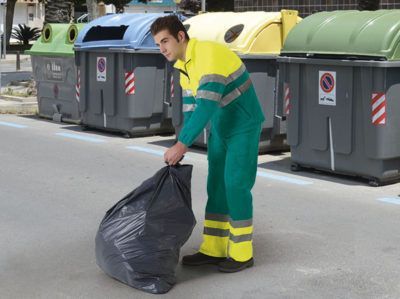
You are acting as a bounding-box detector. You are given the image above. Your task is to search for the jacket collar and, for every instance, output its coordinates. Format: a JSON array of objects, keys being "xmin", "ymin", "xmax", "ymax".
[{"xmin": 174, "ymin": 38, "xmax": 197, "ymax": 70}]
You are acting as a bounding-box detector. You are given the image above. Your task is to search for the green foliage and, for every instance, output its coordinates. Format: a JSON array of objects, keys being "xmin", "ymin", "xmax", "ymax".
[
  {"xmin": 179, "ymin": 0, "xmax": 233, "ymax": 13},
  {"xmin": 11, "ymin": 24, "xmax": 41, "ymax": 46},
  {"xmin": 207, "ymin": 0, "xmax": 233, "ymax": 11},
  {"xmin": 358, "ymin": 0, "xmax": 380, "ymax": 10},
  {"xmin": 179, "ymin": 0, "xmax": 200, "ymax": 13},
  {"xmin": 102, "ymin": 0, "xmax": 132, "ymax": 12}
]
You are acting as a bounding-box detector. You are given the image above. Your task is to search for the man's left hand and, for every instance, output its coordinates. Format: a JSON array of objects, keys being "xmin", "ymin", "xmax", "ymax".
[{"xmin": 164, "ymin": 141, "xmax": 188, "ymax": 165}]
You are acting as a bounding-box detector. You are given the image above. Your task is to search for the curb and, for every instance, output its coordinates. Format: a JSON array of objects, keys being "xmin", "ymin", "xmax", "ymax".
[{"xmin": 0, "ymin": 94, "xmax": 37, "ymax": 102}]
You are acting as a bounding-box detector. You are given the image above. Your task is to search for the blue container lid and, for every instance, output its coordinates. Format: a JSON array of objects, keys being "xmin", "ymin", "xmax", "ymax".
[{"xmin": 75, "ymin": 13, "xmax": 174, "ymax": 50}]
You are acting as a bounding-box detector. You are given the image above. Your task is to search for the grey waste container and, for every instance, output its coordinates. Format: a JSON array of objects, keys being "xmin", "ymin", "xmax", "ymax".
[
  {"xmin": 241, "ymin": 55, "xmax": 286, "ymax": 151},
  {"xmin": 74, "ymin": 13, "xmax": 175, "ymax": 136},
  {"xmin": 27, "ymin": 23, "xmax": 84, "ymax": 123},
  {"xmin": 278, "ymin": 10, "xmax": 400, "ymax": 186},
  {"xmin": 173, "ymin": 11, "xmax": 300, "ymax": 152}
]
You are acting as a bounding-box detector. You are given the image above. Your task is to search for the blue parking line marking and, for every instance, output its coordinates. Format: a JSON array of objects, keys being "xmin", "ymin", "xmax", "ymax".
[
  {"xmin": 126, "ymin": 146, "xmax": 164, "ymax": 157},
  {"xmin": 0, "ymin": 121, "xmax": 27, "ymax": 128},
  {"xmin": 56, "ymin": 132, "xmax": 106, "ymax": 143},
  {"xmin": 377, "ymin": 197, "xmax": 400, "ymax": 205},
  {"xmin": 257, "ymin": 171, "xmax": 313, "ymax": 185}
]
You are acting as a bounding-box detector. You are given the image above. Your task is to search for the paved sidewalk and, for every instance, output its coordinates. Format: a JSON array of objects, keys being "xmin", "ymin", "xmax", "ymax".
[
  {"xmin": 0, "ymin": 97, "xmax": 37, "ymax": 114},
  {"xmin": 0, "ymin": 53, "xmax": 37, "ymax": 114},
  {"xmin": 0, "ymin": 79, "xmax": 37, "ymax": 114}
]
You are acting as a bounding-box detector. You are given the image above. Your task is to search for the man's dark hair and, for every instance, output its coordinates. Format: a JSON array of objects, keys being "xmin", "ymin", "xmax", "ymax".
[{"xmin": 150, "ymin": 15, "xmax": 190, "ymax": 41}]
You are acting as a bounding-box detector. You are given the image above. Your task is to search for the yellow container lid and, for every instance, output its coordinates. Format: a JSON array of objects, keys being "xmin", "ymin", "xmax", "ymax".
[{"xmin": 184, "ymin": 11, "xmax": 301, "ymax": 55}]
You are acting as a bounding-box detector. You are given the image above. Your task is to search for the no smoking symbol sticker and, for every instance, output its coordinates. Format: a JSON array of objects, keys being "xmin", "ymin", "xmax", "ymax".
[{"xmin": 320, "ymin": 73, "xmax": 335, "ymax": 93}]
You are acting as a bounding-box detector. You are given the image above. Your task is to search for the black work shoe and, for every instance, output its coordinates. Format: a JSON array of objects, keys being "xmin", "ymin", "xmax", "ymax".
[
  {"xmin": 218, "ymin": 258, "xmax": 254, "ymax": 273},
  {"xmin": 182, "ymin": 252, "xmax": 227, "ymax": 266}
]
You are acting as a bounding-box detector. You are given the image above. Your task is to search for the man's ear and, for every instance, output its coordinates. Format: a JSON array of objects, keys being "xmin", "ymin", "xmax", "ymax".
[{"xmin": 178, "ymin": 31, "xmax": 185, "ymax": 43}]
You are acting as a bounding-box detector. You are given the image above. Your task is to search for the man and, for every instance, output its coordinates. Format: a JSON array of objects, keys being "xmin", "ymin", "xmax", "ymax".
[{"xmin": 151, "ymin": 15, "xmax": 265, "ymax": 273}]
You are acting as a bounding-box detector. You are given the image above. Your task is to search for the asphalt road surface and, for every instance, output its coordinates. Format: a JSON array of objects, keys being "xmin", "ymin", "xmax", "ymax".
[{"xmin": 1, "ymin": 114, "xmax": 399, "ymax": 299}]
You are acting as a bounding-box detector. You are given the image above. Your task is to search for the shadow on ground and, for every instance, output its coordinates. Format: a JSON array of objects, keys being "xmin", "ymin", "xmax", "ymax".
[{"xmin": 257, "ymin": 155, "xmax": 383, "ymax": 187}]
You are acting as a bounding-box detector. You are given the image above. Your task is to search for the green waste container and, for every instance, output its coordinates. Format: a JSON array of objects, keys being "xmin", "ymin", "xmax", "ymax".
[
  {"xmin": 27, "ymin": 23, "xmax": 85, "ymax": 123},
  {"xmin": 278, "ymin": 10, "xmax": 400, "ymax": 186},
  {"xmin": 172, "ymin": 11, "xmax": 301, "ymax": 152}
]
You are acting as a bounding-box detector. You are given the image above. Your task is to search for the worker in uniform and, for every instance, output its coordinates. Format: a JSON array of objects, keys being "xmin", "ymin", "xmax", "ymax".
[{"xmin": 151, "ymin": 15, "xmax": 265, "ymax": 273}]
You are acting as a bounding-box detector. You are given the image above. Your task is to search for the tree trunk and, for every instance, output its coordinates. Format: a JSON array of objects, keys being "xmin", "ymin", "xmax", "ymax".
[
  {"xmin": 44, "ymin": 0, "xmax": 74, "ymax": 23},
  {"xmin": 102, "ymin": 0, "xmax": 129, "ymax": 14},
  {"xmin": 5, "ymin": 0, "xmax": 17, "ymax": 46},
  {"xmin": 86, "ymin": 0, "xmax": 98, "ymax": 21}
]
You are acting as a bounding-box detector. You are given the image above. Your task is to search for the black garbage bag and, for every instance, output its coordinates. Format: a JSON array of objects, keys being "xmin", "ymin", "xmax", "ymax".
[{"xmin": 95, "ymin": 165, "xmax": 196, "ymax": 294}]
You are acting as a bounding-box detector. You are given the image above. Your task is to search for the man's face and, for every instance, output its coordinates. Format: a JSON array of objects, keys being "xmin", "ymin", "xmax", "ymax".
[{"xmin": 153, "ymin": 29, "xmax": 185, "ymax": 62}]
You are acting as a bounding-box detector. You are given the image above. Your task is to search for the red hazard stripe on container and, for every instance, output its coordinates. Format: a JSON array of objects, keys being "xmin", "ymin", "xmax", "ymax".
[
  {"xmin": 284, "ymin": 83, "xmax": 290, "ymax": 115},
  {"xmin": 125, "ymin": 71, "xmax": 135, "ymax": 95},
  {"xmin": 371, "ymin": 92, "xmax": 386, "ymax": 125},
  {"xmin": 170, "ymin": 74, "xmax": 174, "ymax": 98},
  {"xmin": 76, "ymin": 69, "xmax": 80, "ymax": 102}
]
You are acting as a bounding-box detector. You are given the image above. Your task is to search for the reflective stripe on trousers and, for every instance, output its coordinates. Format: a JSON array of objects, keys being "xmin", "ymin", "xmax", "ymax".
[{"xmin": 199, "ymin": 213, "xmax": 253, "ymax": 262}]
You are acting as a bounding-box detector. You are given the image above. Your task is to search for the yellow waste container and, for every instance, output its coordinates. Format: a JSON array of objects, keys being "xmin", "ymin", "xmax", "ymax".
[{"xmin": 184, "ymin": 10, "xmax": 299, "ymax": 55}]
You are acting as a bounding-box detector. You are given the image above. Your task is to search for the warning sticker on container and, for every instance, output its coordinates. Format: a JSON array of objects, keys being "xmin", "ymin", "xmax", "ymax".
[
  {"xmin": 97, "ymin": 57, "xmax": 107, "ymax": 82},
  {"xmin": 371, "ymin": 92, "xmax": 386, "ymax": 125},
  {"xmin": 319, "ymin": 71, "xmax": 336, "ymax": 106}
]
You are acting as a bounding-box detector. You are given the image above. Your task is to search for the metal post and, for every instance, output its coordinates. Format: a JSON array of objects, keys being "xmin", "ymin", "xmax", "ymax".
[
  {"xmin": 0, "ymin": 31, "xmax": 2, "ymax": 92},
  {"xmin": 0, "ymin": 1, "xmax": 5, "ymax": 93},
  {"xmin": 1, "ymin": 1, "xmax": 6, "ymax": 59},
  {"xmin": 16, "ymin": 51, "xmax": 20, "ymax": 70},
  {"xmin": 201, "ymin": 0, "xmax": 206, "ymax": 12},
  {"xmin": 0, "ymin": 4, "xmax": 2, "ymax": 59},
  {"xmin": 173, "ymin": 0, "xmax": 181, "ymax": 13}
]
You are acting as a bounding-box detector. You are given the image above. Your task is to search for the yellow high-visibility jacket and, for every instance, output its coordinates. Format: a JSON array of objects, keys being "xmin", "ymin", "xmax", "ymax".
[{"xmin": 174, "ymin": 38, "xmax": 265, "ymax": 146}]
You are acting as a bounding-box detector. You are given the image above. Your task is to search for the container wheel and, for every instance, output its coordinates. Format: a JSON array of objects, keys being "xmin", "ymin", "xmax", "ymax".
[
  {"xmin": 124, "ymin": 132, "xmax": 133, "ymax": 138},
  {"xmin": 368, "ymin": 179, "xmax": 380, "ymax": 187},
  {"xmin": 291, "ymin": 163, "xmax": 302, "ymax": 172}
]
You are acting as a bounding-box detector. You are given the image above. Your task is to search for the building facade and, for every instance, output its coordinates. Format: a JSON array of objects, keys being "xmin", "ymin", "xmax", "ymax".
[
  {"xmin": 0, "ymin": 0, "xmax": 44, "ymax": 40},
  {"xmin": 234, "ymin": 1, "xmax": 400, "ymax": 17},
  {"xmin": 14, "ymin": 0, "xmax": 44, "ymax": 28}
]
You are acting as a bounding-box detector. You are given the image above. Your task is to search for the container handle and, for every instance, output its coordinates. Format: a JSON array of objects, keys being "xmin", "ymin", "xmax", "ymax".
[
  {"xmin": 274, "ymin": 68, "xmax": 286, "ymax": 121},
  {"xmin": 163, "ymin": 66, "xmax": 172, "ymax": 107}
]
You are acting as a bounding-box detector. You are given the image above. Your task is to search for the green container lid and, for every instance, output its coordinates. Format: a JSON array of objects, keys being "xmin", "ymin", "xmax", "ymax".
[
  {"xmin": 27, "ymin": 23, "xmax": 85, "ymax": 57},
  {"xmin": 282, "ymin": 10, "xmax": 400, "ymax": 60}
]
